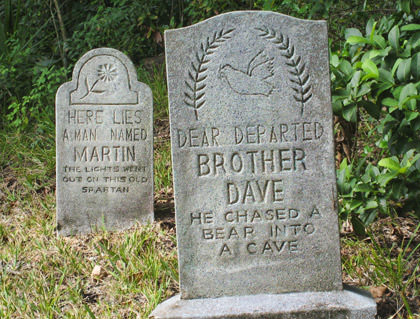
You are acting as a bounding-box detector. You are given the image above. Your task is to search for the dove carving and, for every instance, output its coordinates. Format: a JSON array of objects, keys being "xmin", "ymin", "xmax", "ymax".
[{"xmin": 219, "ymin": 50, "xmax": 275, "ymax": 97}]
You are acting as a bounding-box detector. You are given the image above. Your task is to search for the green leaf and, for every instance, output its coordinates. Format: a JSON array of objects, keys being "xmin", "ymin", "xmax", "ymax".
[
  {"xmin": 84, "ymin": 303, "xmax": 96, "ymax": 319},
  {"xmin": 330, "ymin": 54, "xmax": 339, "ymax": 67},
  {"xmin": 369, "ymin": 21, "xmax": 377, "ymax": 43},
  {"xmin": 378, "ymin": 68, "xmax": 394, "ymax": 83},
  {"xmin": 343, "ymin": 103, "xmax": 357, "ymax": 122},
  {"xmin": 410, "ymin": 32, "xmax": 420, "ymax": 49},
  {"xmin": 362, "ymin": 59, "xmax": 379, "ymax": 79},
  {"xmin": 411, "ymin": 52, "xmax": 420, "ymax": 81},
  {"xmin": 388, "ymin": 25, "xmax": 400, "ymax": 51},
  {"xmin": 401, "ymin": 0, "xmax": 410, "ymax": 14},
  {"xmin": 354, "ymin": 183, "xmax": 372, "ymax": 192},
  {"xmin": 378, "ymin": 157, "xmax": 401, "ymax": 171},
  {"xmin": 400, "ymin": 43, "xmax": 412, "ymax": 58},
  {"xmin": 356, "ymin": 83, "xmax": 371, "ymax": 98},
  {"xmin": 349, "ymin": 200, "xmax": 363, "ymax": 211},
  {"xmin": 399, "ymin": 83, "xmax": 417, "ymax": 109},
  {"xmin": 377, "ymin": 172, "xmax": 398, "ymax": 186},
  {"xmin": 366, "ymin": 18, "xmax": 375, "ymax": 37},
  {"xmin": 365, "ymin": 200, "xmax": 378, "ymax": 210},
  {"xmin": 391, "ymin": 58, "xmax": 402, "ymax": 77},
  {"xmin": 345, "ymin": 28, "xmax": 363, "ymax": 39},
  {"xmin": 372, "ymin": 35, "xmax": 386, "ymax": 49},
  {"xmin": 350, "ymin": 71, "xmax": 362, "ymax": 88},
  {"xmin": 382, "ymin": 97, "xmax": 398, "ymax": 107},
  {"xmin": 365, "ymin": 48, "xmax": 390, "ymax": 61},
  {"xmin": 400, "ymin": 95, "xmax": 420, "ymax": 110},
  {"xmin": 347, "ymin": 36, "xmax": 369, "ymax": 45},
  {"xmin": 406, "ymin": 111, "xmax": 419, "ymax": 121},
  {"xmin": 339, "ymin": 60, "xmax": 353, "ymax": 76},
  {"xmin": 401, "ymin": 24, "xmax": 420, "ymax": 31},
  {"xmin": 396, "ymin": 58, "xmax": 412, "ymax": 82},
  {"xmin": 263, "ymin": 0, "xmax": 274, "ymax": 10}
]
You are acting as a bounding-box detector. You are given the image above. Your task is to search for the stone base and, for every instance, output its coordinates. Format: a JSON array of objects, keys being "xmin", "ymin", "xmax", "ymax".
[{"xmin": 150, "ymin": 286, "xmax": 376, "ymax": 319}]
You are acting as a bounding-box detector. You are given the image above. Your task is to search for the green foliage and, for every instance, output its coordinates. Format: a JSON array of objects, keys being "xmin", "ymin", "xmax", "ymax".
[
  {"xmin": 332, "ymin": 1, "xmax": 420, "ymax": 225},
  {"xmin": 0, "ymin": 0, "xmax": 69, "ymax": 127},
  {"xmin": 337, "ymin": 150, "xmax": 420, "ymax": 232},
  {"xmin": 67, "ymin": 0, "xmax": 179, "ymax": 63},
  {"xmin": 6, "ymin": 65, "xmax": 67, "ymax": 131},
  {"xmin": 183, "ymin": 0, "xmax": 254, "ymax": 22},
  {"xmin": 0, "ymin": 38, "xmax": 31, "ymax": 123},
  {"xmin": 0, "ymin": 0, "xmax": 401, "ymax": 128},
  {"xmin": 2, "ymin": 0, "xmax": 420, "ymax": 229}
]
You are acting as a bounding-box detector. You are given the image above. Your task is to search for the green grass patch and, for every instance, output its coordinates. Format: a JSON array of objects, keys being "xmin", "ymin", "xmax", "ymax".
[
  {"xmin": 0, "ymin": 189, "xmax": 178, "ymax": 318},
  {"xmin": 154, "ymin": 140, "xmax": 172, "ymax": 193},
  {"xmin": 138, "ymin": 64, "xmax": 168, "ymax": 120},
  {"xmin": 341, "ymin": 217, "xmax": 420, "ymax": 318}
]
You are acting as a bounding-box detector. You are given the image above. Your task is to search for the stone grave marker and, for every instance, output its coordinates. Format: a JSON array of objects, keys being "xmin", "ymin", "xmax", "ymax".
[
  {"xmin": 151, "ymin": 11, "xmax": 376, "ymax": 318},
  {"xmin": 56, "ymin": 48, "xmax": 153, "ymax": 236}
]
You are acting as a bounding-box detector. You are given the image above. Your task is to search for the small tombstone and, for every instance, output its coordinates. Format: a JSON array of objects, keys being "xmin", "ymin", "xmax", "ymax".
[
  {"xmin": 151, "ymin": 11, "xmax": 376, "ymax": 318},
  {"xmin": 56, "ymin": 48, "xmax": 153, "ymax": 236}
]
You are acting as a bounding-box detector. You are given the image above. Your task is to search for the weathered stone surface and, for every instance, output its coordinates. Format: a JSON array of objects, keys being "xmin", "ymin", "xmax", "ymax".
[
  {"xmin": 150, "ymin": 286, "xmax": 377, "ymax": 319},
  {"xmin": 154, "ymin": 10, "xmax": 377, "ymax": 319},
  {"xmin": 166, "ymin": 11, "xmax": 342, "ymax": 299},
  {"xmin": 56, "ymin": 48, "xmax": 153, "ymax": 236}
]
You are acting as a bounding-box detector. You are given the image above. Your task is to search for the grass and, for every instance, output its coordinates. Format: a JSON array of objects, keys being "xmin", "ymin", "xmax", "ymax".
[
  {"xmin": 0, "ymin": 65, "xmax": 178, "ymax": 318},
  {"xmin": 0, "ymin": 66, "xmax": 419, "ymax": 318},
  {"xmin": 0, "ymin": 125, "xmax": 178, "ymax": 317},
  {"xmin": 0, "ymin": 206, "xmax": 178, "ymax": 318},
  {"xmin": 341, "ymin": 217, "xmax": 420, "ymax": 318},
  {"xmin": 138, "ymin": 64, "xmax": 169, "ymax": 120}
]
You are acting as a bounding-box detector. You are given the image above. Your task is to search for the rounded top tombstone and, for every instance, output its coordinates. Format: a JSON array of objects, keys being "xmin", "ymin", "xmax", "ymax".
[
  {"xmin": 56, "ymin": 47, "xmax": 154, "ymax": 236},
  {"xmin": 69, "ymin": 48, "xmax": 139, "ymax": 105}
]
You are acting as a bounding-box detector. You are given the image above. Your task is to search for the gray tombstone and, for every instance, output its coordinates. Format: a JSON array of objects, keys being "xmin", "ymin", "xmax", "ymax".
[
  {"xmin": 56, "ymin": 48, "xmax": 153, "ymax": 236},
  {"xmin": 151, "ymin": 11, "xmax": 376, "ymax": 318}
]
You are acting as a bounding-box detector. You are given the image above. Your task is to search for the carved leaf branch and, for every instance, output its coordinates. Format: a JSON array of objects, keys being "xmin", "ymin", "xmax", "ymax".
[
  {"xmin": 184, "ymin": 28, "xmax": 235, "ymax": 120},
  {"xmin": 256, "ymin": 27, "xmax": 312, "ymax": 115},
  {"xmin": 80, "ymin": 78, "xmax": 105, "ymax": 100}
]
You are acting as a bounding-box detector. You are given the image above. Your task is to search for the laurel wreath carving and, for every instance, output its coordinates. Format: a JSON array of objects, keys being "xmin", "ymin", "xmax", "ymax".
[
  {"xmin": 184, "ymin": 28, "xmax": 235, "ymax": 120},
  {"xmin": 256, "ymin": 26, "xmax": 312, "ymax": 115}
]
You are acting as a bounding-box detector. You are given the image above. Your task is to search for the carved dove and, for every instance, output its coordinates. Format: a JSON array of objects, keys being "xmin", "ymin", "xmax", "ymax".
[{"xmin": 219, "ymin": 50, "xmax": 274, "ymax": 96}]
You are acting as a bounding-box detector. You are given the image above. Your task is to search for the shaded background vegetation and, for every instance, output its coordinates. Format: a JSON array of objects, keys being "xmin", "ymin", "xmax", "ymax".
[
  {"xmin": 0, "ymin": 0, "xmax": 419, "ymax": 318},
  {"xmin": 1, "ymin": 0, "xmax": 419, "ymax": 226}
]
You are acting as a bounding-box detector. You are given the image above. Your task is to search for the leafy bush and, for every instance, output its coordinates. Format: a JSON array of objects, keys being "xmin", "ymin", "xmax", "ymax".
[
  {"xmin": 6, "ymin": 64, "xmax": 67, "ymax": 131},
  {"xmin": 67, "ymin": 0, "xmax": 180, "ymax": 63},
  {"xmin": 332, "ymin": 0, "xmax": 420, "ymax": 225}
]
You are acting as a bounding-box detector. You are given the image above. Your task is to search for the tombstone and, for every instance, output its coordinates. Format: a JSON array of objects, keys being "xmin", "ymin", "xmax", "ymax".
[
  {"xmin": 56, "ymin": 48, "xmax": 153, "ymax": 236},
  {"xmin": 151, "ymin": 11, "xmax": 376, "ymax": 318}
]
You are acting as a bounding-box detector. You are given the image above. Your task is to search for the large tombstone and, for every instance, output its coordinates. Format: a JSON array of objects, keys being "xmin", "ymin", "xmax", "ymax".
[
  {"xmin": 151, "ymin": 11, "xmax": 376, "ymax": 318},
  {"xmin": 56, "ymin": 48, "xmax": 153, "ymax": 236}
]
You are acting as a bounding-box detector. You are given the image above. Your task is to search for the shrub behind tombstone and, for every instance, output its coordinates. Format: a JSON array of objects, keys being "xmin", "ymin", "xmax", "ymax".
[{"xmin": 331, "ymin": 2, "xmax": 420, "ymax": 226}]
